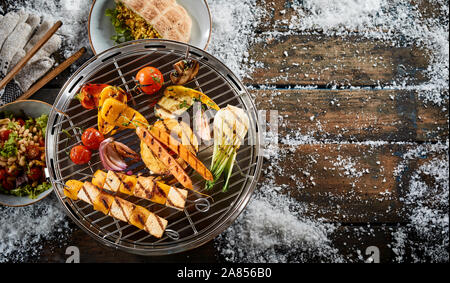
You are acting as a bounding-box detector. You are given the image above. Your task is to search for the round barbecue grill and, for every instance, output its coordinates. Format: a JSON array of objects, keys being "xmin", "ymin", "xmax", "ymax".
[{"xmin": 45, "ymin": 39, "xmax": 263, "ymax": 255}]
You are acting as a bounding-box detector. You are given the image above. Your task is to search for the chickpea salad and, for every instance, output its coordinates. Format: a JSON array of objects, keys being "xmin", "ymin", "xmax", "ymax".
[{"xmin": 0, "ymin": 111, "xmax": 50, "ymax": 199}]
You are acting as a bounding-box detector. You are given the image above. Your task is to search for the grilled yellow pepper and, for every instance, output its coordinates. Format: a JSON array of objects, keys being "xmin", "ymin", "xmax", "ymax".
[
  {"xmin": 164, "ymin": 85, "xmax": 220, "ymax": 111},
  {"xmin": 99, "ymin": 98, "xmax": 149, "ymax": 130}
]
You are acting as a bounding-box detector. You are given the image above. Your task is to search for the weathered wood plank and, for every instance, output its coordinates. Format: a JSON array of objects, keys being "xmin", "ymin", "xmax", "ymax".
[
  {"xmin": 259, "ymin": 143, "xmax": 447, "ymax": 223},
  {"xmin": 258, "ymin": 0, "xmax": 448, "ymax": 33},
  {"xmin": 246, "ymin": 35, "xmax": 429, "ymax": 86},
  {"xmin": 253, "ymin": 89, "xmax": 448, "ymax": 142}
]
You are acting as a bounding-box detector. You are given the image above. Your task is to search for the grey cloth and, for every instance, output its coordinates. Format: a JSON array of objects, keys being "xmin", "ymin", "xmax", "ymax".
[
  {"xmin": 0, "ymin": 22, "xmax": 32, "ymax": 76},
  {"xmin": 0, "ymin": 10, "xmax": 28, "ymax": 50},
  {"xmin": 0, "ymin": 12, "xmax": 60, "ymax": 104},
  {"xmin": 8, "ymin": 20, "xmax": 61, "ymax": 73},
  {"xmin": 15, "ymin": 57, "xmax": 55, "ymax": 92},
  {"xmin": 8, "ymin": 49, "xmax": 26, "ymax": 73}
]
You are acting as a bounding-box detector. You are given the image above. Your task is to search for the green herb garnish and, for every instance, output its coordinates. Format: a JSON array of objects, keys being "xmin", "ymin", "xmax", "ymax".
[{"xmin": 106, "ymin": 6, "xmax": 134, "ymax": 44}]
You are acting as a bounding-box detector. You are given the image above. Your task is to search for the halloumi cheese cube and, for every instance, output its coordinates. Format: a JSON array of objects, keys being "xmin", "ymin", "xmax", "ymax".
[
  {"xmin": 134, "ymin": 176, "xmax": 162, "ymax": 202},
  {"xmin": 109, "ymin": 197, "xmax": 135, "ymax": 223},
  {"xmin": 104, "ymin": 171, "xmax": 122, "ymax": 192},
  {"xmin": 145, "ymin": 212, "xmax": 168, "ymax": 239},
  {"xmin": 78, "ymin": 182, "xmax": 102, "ymax": 206},
  {"xmin": 104, "ymin": 170, "xmax": 136, "ymax": 195},
  {"xmin": 166, "ymin": 186, "xmax": 188, "ymax": 210}
]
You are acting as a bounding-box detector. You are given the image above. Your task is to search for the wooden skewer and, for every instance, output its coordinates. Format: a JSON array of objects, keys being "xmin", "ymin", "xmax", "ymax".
[
  {"xmin": 0, "ymin": 20, "xmax": 62, "ymax": 91},
  {"xmin": 17, "ymin": 47, "xmax": 86, "ymax": 101}
]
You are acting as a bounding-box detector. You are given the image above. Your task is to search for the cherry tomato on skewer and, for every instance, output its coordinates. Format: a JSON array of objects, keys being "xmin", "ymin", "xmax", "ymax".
[
  {"xmin": 70, "ymin": 145, "xmax": 92, "ymax": 165},
  {"xmin": 135, "ymin": 67, "xmax": 164, "ymax": 95},
  {"xmin": 81, "ymin": 128, "xmax": 105, "ymax": 150}
]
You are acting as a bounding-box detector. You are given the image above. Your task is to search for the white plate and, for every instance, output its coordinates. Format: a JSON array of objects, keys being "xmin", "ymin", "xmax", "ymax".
[
  {"xmin": 88, "ymin": 0, "xmax": 212, "ymax": 55},
  {"xmin": 0, "ymin": 100, "xmax": 53, "ymax": 207}
]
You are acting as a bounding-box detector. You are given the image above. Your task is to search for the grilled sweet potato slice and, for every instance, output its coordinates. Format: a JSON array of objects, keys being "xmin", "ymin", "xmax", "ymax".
[
  {"xmin": 136, "ymin": 126, "xmax": 193, "ymax": 190},
  {"xmin": 149, "ymin": 125, "xmax": 213, "ymax": 181}
]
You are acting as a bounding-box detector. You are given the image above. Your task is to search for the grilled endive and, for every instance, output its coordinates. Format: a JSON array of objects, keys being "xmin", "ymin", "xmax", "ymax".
[{"xmin": 205, "ymin": 105, "xmax": 249, "ymax": 192}]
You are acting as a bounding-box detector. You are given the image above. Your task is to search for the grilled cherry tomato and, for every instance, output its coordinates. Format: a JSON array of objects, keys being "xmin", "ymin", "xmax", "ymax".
[
  {"xmin": 136, "ymin": 67, "xmax": 164, "ymax": 95},
  {"xmin": 70, "ymin": 145, "xmax": 92, "ymax": 165},
  {"xmin": 0, "ymin": 130, "xmax": 11, "ymax": 141},
  {"xmin": 26, "ymin": 145, "xmax": 41, "ymax": 160},
  {"xmin": 27, "ymin": 167, "xmax": 43, "ymax": 181},
  {"xmin": 81, "ymin": 128, "xmax": 104, "ymax": 150},
  {"xmin": 76, "ymin": 84, "xmax": 110, "ymax": 109}
]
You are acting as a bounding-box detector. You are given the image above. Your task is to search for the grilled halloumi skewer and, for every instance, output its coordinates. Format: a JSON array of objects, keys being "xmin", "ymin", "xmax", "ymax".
[
  {"xmin": 64, "ymin": 181, "xmax": 168, "ymax": 238},
  {"xmin": 92, "ymin": 170, "xmax": 188, "ymax": 211}
]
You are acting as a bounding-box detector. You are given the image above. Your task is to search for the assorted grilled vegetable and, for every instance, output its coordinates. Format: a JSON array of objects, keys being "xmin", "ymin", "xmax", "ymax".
[
  {"xmin": 206, "ymin": 105, "xmax": 249, "ymax": 192},
  {"xmin": 65, "ymin": 63, "xmax": 251, "ymax": 234}
]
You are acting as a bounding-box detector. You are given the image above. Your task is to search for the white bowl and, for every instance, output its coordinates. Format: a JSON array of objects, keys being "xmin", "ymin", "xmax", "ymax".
[
  {"xmin": 88, "ymin": 0, "xmax": 212, "ymax": 55},
  {"xmin": 0, "ymin": 100, "xmax": 53, "ymax": 207}
]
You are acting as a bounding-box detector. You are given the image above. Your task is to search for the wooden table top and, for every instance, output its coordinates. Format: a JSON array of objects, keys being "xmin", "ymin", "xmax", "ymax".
[{"xmin": 3, "ymin": 0, "xmax": 448, "ymax": 263}]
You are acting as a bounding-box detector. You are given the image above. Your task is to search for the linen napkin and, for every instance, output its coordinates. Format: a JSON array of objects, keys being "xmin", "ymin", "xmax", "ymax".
[{"xmin": 0, "ymin": 10, "xmax": 61, "ymax": 105}]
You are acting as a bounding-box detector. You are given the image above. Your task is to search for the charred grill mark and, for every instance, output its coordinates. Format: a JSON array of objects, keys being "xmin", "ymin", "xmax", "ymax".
[
  {"xmin": 137, "ymin": 213, "xmax": 145, "ymax": 226},
  {"xmin": 175, "ymin": 187, "xmax": 186, "ymax": 200},
  {"xmin": 100, "ymin": 196, "xmax": 110, "ymax": 211},
  {"xmin": 114, "ymin": 111, "xmax": 123, "ymax": 122},
  {"xmin": 137, "ymin": 180, "xmax": 154, "ymax": 200},
  {"xmin": 166, "ymin": 197, "xmax": 175, "ymax": 207},
  {"xmin": 155, "ymin": 183, "xmax": 167, "ymax": 198},
  {"xmin": 115, "ymin": 172, "xmax": 132, "ymax": 193},
  {"xmin": 155, "ymin": 215, "xmax": 164, "ymax": 230},
  {"xmin": 115, "ymin": 198, "xmax": 130, "ymax": 223},
  {"xmin": 104, "ymin": 105, "xmax": 113, "ymax": 118},
  {"xmin": 81, "ymin": 184, "xmax": 94, "ymax": 205},
  {"xmin": 156, "ymin": 103, "xmax": 175, "ymax": 115},
  {"xmin": 105, "ymin": 177, "xmax": 115, "ymax": 191}
]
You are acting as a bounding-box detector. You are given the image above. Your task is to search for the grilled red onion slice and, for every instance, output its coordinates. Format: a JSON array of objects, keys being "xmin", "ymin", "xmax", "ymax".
[{"xmin": 99, "ymin": 138, "xmax": 140, "ymax": 171}]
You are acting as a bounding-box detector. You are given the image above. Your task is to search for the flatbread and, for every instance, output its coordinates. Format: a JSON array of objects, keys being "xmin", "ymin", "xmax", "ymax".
[{"xmin": 119, "ymin": 0, "xmax": 192, "ymax": 43}]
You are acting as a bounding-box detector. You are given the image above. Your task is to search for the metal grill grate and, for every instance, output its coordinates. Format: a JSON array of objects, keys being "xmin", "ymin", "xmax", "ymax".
[{"xmin": 46, "ymin": 40, "xmax": 262, "ymax": 255}]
